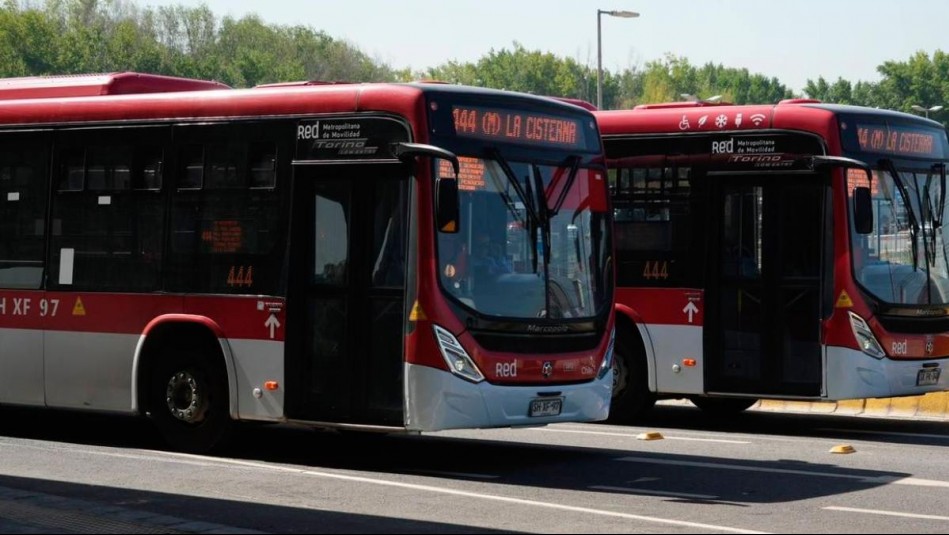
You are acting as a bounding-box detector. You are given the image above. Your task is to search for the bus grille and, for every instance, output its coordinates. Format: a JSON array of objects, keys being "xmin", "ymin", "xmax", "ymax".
[
  {"xmin": 876, "ymin": 315, "xmax": 949, "ymax": 335},
  {"xmin": 469, "ymin": 331, "xmax": 601, "ymax": 354}
]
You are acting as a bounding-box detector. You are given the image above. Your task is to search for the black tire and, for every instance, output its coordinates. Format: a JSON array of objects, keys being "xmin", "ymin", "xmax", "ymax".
[
  {"xmin": 689, "ymin": 397, "xmax": 758, "ymax": 416},
  {"xmin": 606, "ymin": 335, "xmax": 656, "ymax": 424},
  {"xmin": 149, "ymin": 346, "xmax": 232, "ymax": 453}
]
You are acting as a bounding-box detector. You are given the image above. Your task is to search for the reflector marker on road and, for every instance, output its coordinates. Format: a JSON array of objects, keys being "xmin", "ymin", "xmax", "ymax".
[
  {"xmin": 638, "ymin": 431, "xmax": 665, "ymax": 441},
  {"xmin": 829, "ymin": 444, "xmax": 856, "ymax": 454}
]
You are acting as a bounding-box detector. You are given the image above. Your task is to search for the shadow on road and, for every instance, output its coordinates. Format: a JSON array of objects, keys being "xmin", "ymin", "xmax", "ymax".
[
  {"xmin": 0, "ymin": 474, "xmax": 514, "ymax": 534},
  {"xmin": 0, "ymin": 404, "xmax": 936, "ymax": 507}
]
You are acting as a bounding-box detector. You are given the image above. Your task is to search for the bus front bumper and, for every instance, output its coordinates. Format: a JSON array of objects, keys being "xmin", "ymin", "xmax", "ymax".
[
  {"xmin": 404, "ymin": 363, "xmax": 612, "ymax": 432},
  {"xmin": 826, "ymin": 346, "xmax": 949, "ymax": 400}
]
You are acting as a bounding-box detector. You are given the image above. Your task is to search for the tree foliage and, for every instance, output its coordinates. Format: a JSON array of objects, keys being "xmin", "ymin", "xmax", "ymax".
[
  {"xmin": 0, "ymin": 0, "xmax": 401, "ymax": 86},
  {"xmin": 804, "ymin": 51, "xmax": 949, "ymax": 124},
  {"xmin": 0, "ymin": 1, "xmax": 946, "ymax": 126}
]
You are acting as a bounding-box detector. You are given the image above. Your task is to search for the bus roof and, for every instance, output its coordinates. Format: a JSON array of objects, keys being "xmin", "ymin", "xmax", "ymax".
[
  {"xmin": 0, "ymin": 72, "xmax": 231, "ymax": 100},
  {"xmin": 595, "ymin": 99, "xmax": 937, "ymax": 136},
  {"xmin": 0, "ymin": 73, "xmax": 592, "ymax": 129}
]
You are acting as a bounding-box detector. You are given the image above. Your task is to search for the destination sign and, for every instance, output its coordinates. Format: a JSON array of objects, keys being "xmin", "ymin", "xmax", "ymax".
[
  {"xmin": 451, "ymin": 105, "xmax": 591, "ymax": 150},
  {"xmin": 856, "ymin": 124, "xmax": 947, "ymax": 159}
]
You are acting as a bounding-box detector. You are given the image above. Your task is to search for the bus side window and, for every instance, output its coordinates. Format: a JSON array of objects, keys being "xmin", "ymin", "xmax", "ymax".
[
  {"xmin": 178, "ymin": 145, "xmax": 204, "ymax": 189},
  {"xmin": 0, "ymin": 142, "xmax": 48, "ymax": 289},
  {"xmin": 612, "ymin": 165, "xmax": 695, "ymax": 286},
  {"xmin": 168, "ymin": 126, "xmax": 287, "ymax": 296},
  {"xmin": 49, "ymin": 138, "xmax": 165, "ymax": 292},
  {"xmin": 205, "ymin": 143, "xmax": 245, "ymax": 190},
  {"xmin": 249, "ymin": 143, "xmax": 277, "ymax": 189}
]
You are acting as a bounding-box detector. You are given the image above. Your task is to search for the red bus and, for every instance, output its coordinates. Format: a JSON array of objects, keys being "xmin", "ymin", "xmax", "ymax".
[
  {"xmin": 0, "ymin": 72, "xmax": 615, "ymax": 451},
  {"xmin": 596, "ymin": 99, "xmax": 949, "ymax": 421}
]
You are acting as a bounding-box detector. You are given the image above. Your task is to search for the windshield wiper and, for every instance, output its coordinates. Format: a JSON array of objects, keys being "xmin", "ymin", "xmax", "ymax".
[
  {"xmin": 880, "ymin": 158, "xmax": 922, "ymax": 271},
  {"xmin": 489, "ymin": 148, "xmax": 540, "ymax": 226},
  {"xmin": 922, "ymin": 164, "xmax": 948, "ymax": 267},
  {"xmin": 489, "ymin": 148, "xmax": 543, "ymax": 273},
  {"xmin": 483, "ymin": 164, "xmax": 524, "ymax": 228},
  {"xmin": 550, "ymin": 157, "xmax": 582, "ymax": 219},
  {"xmin": 933, "ymin": 163, "xmax": 947, "ymax": 229}
]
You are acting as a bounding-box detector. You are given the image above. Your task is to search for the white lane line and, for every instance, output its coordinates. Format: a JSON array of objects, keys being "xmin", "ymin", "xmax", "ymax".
[
  {"xmin": 665, "ymin": 437, "xmax": 752, "ymax": 445},
  {"xmin": 0, "ymin": 441, "xmax": 219, "ymax": 469},
  {"xmin": 591, "ymin": 486, "xmax": 719, "ymax": 501},
  {"xmin": 817, "ymin": 428, "xmax": 949, "ymax": 441},
  {"xmin": 145, "ymin": 450, "xmax": 768, "ymax": 534},
  {"xmin": 411, "ymin": 470, "xmax": 500, "ymax": 480},
  {"xmin": 870, "ymin": 476, "xmax": 949, "ymax": 488},
  {"xmin": 1, "ymin": 440, "xmax": 768, "ymax": 533},
  {"xmin": 533, "ymin": 428, "xmax": 751, "ymax": 444},
  {"xmin": 617, "ymin": 457, "xmax": 949, "ymax": 488},
  {"xmin": 824, "ymin": 506, "xmax": 949, "ymax": 522}
]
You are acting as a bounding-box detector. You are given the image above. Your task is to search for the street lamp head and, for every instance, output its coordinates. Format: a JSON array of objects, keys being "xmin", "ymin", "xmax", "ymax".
[
  {"xmin": 912, "ymin": 104, "xmax": 944, "ymax": 113},
  {"xmin": 681, "ymin": 94, "xmax": 722, "ymax": 104},
  {"xmin": 596, "ymin": 8, "xmax": 640, "ymax": 110},
  {"xmin": 603, "ymin": 10, "xmax": 640, "ymax": 18}
]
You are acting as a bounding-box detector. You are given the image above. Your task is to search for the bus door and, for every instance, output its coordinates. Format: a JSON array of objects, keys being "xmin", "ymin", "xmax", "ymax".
[
  {"xmin": 0, "ymin": 131, "xmax": 49, "ymax": 407},
  {"xmin": 706, "ymin": 173, "xmax": 829, "ymax": 397},
  {"xmin": 286, "ymin": 164, "xmax": 410, "ymax": 426}
]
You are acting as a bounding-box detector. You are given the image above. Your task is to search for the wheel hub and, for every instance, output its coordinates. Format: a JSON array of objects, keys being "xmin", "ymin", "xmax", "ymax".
[{"xmin": 166, "ymin": 370, "xmax": 208, "ymax": 424}]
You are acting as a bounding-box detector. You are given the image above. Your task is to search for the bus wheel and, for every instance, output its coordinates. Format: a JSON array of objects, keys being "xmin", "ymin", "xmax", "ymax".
[
  {"xmin": 606, "ymin": 336, "xmax": 656, "ymax": 424},
  {"xmin": 689, "ymin": 397, "xmax": 757, "ymax": 416},
  {"xmin": 150, "ymin": 348, "xmax": 232, "ymax": 453}
]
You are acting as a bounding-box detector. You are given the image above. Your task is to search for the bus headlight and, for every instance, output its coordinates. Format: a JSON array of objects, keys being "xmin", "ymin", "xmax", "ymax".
[
  {"xmin": 849, "ymin": 312, "xmax": 886, "ymax": 359},
  {"xmin": 433, "ymin": 325, "xmax": 485, "ymax": 383},
  {"xmin": 598, "ymin": 328, "xmax": 616, "ymax": 380}
]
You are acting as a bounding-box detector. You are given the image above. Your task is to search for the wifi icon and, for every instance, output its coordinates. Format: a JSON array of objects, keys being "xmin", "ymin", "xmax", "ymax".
[{"xmin": 750, "ymin": 114, "xmax": 767, "ymax": 126}]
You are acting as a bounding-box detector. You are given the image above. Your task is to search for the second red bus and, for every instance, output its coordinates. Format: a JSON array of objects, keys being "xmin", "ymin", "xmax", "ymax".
[{"xmin": 596, "ymin": 99, "xmax": 949, "ymax": 421}]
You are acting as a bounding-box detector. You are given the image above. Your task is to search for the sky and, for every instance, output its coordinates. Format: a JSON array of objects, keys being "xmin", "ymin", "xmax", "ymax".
[{"xmin": 140, "ymin": 0, "xmax": 949, "ymax": 94}]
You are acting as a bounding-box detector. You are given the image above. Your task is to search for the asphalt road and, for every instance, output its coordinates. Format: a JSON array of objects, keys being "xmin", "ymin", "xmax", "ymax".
[{"xmin": 0, "ymin": 405, "xmax": 948, "ymax": 533}]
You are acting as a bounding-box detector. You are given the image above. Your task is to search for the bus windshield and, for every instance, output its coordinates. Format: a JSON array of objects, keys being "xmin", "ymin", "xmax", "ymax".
[
  {"xmin": 851, "ymin": 163, "xmax": 949, "ymax": 306},
  {"xmin": 437, "ymin": 156, "xmax": 611, "ymax": 320}
]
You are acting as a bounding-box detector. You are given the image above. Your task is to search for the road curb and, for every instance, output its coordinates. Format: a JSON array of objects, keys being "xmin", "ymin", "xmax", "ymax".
[{"xmin": 755, "ymin": 392, "xmax": 949, "ymax": 420}]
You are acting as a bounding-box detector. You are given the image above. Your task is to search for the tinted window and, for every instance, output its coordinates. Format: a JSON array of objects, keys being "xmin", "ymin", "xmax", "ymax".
[
  {"xmin": 49, "ymin": 131, "xmax": 167, "ymax": 291},
  {"xmin": 0, "ymin": 140, "xmax": 49, "ymax": 289},
  {"xmin": 610, "ymin": 165, "xmax": 700, "ymax": 287},
  {"xmin": 167, "ymin": 125, "xmax": 288, "ymax": 295}
]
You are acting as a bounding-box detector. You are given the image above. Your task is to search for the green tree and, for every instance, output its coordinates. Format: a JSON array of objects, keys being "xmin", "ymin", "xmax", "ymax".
[
  {"xmin": 424, "ymin": 42, "xmax": 597, "ymax": 103},
  {"xmin": 0, "ymin": 2, "xmax": 61, "ymax": 76},
  {"xmin": 638, "ymin": 55, "xmax": 791, "ymax": 106}
]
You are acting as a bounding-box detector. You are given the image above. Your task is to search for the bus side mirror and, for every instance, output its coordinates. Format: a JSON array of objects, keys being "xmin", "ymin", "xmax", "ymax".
[
  {"xmin": 436, "ymin": 177, "xmax": 460, "ymax": 234},
  {"xmin": 854, "ymin": 186, "xmax": 873, "ymax": 235},
  {"xmin": 391, "ymin": 142, "xmax": 462, "ymax": 234}
]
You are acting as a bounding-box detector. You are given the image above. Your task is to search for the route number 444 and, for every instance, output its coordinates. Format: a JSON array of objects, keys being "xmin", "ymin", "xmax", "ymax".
[
  {"xmin": 227, "ymin": 266, "xmax": 254, "ymax": 288},
  {"xmin": 642, "ymin": 260, "xmax": 670, "ymax": 281}
]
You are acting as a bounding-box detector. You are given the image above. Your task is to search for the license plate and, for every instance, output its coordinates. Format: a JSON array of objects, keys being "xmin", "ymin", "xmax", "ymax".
[
  {"xmin": 529, "ymin": 398, "xmax": 563, "ymax": 418},
  {"xmin": 918, "ymin": 368, "xmax": 941, "ymax": 387}
]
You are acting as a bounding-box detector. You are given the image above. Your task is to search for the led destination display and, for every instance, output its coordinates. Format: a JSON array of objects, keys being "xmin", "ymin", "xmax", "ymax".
[
  {"xmin": 451, "ymin": 105, "xmax": 591, "ymax": 150},
  {"xmin": 856, "ymin": 124, "xmax": 947, "ymax": 159}
]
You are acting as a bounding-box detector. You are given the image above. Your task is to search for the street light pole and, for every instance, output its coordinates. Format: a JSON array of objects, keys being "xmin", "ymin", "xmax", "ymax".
[
  {"xmin": 596, "ymin": 9, "xmax": 639, "ymax": 110},
  {"xmin": 911, "ymin": 104, "xmax": 944, "ymax": 119}
]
